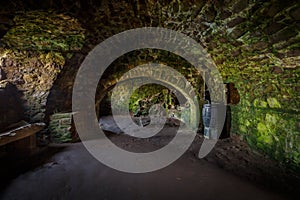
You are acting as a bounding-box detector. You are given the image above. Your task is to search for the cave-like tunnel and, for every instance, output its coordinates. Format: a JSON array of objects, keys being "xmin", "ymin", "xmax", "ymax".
[{"xmin": 0, "ymin": 0, "xmax": 299, "ymax": 199}]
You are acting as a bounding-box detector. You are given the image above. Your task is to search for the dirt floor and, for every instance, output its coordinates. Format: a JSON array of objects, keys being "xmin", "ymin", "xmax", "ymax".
[{"xmin": 0, "ymin": 124, "xmax": 300, "ymax": 200}]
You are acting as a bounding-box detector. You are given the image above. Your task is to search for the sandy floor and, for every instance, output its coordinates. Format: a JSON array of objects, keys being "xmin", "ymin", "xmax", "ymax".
[
  {"xmin": 0, "ymin": 143, "xmax": 288, "ymax": 200},
  {"xmin": 0, "ymin": 117, "xmax": 299, "ymax": 200}
]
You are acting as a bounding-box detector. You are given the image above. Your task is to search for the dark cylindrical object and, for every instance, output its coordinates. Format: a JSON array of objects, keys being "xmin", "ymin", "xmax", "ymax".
[
  {"xmin": 202, "ymin": 104, "xmax": 211, "ymax": 128},
  {"xmin": 202, "ymin": 103, "xmax": 219, "ymax": 139}
]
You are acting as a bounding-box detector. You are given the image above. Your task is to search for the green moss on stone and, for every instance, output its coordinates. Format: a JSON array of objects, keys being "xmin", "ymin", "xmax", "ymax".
[{"xmin": 2, "ymin": 11, "xmax": 85, "ymax": 52}]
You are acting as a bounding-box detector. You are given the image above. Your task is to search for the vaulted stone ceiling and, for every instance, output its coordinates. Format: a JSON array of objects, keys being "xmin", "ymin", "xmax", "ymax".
[{"xmin": 0, "ymin": 0, "xmax": 299, "ymax": 170}]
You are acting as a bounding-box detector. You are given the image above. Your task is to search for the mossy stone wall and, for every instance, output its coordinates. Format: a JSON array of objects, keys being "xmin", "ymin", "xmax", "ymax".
[
  {"xmin": 0, "ymin": 0, "xmax": 299, "ymax": 169},
  {"xmin": 0, "ymin": 11, "xmax": 84, "ymax": 122}
]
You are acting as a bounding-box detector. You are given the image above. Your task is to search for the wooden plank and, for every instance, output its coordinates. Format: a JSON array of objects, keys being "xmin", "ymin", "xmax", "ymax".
[
  {"xmin": 0, "ymin": 120, "xmax": 29, "ymax": 133},
  {"xmin": 0, "ymin": 124, "xmax": 44, "ymax": 146},
  {"xmin": 0, "ymin": 122, "xmax": 36, "ymax": 137},
  {"xmin": 12, "ymin": 134, "xmax": 37, "ymax": 150}
]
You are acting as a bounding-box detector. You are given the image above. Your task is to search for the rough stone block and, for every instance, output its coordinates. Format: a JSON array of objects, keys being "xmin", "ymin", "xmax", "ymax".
[{"xmin": 0, "ymin": 83, "xmax": 24, "ymax": 132}]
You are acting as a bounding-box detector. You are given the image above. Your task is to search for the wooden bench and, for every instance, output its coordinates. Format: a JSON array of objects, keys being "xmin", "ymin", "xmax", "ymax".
[{"xmin": 0, "ymin": 121, "xmax": 45, "ymax": 151}]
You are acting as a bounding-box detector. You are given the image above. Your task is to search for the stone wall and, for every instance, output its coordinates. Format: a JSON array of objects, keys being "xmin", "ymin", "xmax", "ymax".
[
  {"xmin": 0, "ymin": 11, "xmax": 84, "ymax": 123},
  {"xmin": 0, "ymin": 81, "xmax": 24, "ymax": 131},
  {"xmin": 139, "ymin": 0, "xmax": 299, "ymax": 170},
  {"xmin": 0, "ymin": 0, "xmax": 299, "ymax": 169},
  {"xmin": 48, "ymin": 112, "xmax": 74, "ymax": 143},
  {"xmin": 0, "ymin": 49, "xmax": 65, "ymax": 122}
]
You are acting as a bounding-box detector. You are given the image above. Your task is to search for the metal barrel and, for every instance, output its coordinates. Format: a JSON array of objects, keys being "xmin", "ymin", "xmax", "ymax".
[
  {"xmin": 202, "ymin": 103, "xmax": 219, "ymax": 139},
  {"xmin": 202, "ymin": 104, "xmax": 211, "ymax": 128}
]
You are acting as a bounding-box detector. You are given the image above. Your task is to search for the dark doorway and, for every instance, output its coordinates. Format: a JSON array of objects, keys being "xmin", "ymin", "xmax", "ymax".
[{"xmin": 220, "ymin": 83, "xmax": 240, "ymax": 139}]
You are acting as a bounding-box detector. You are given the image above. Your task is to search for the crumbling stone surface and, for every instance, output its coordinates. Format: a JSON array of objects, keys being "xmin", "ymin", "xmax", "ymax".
[
  {"xmin": 0, "ymin": 49, "xmax": 65, "ymax": 122},
  {"xmin": 0, "ymin": 0, "xmax": 298, "ymax": 170}
]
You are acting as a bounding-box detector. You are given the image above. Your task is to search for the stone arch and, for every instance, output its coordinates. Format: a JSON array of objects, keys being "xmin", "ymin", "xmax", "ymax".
[
  {"xmin": 95, "ymin": 64, "xmax": 200, "ymax": 128},
  {"xmin": 0, "ymin": 0, "xmax": 298, "ymax": 168}
]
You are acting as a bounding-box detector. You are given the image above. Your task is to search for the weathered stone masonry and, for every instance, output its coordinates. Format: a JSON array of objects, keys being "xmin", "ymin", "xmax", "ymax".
[{"xmin": 0, "ymin": 0, "xmax": 299, "ymax": 170}]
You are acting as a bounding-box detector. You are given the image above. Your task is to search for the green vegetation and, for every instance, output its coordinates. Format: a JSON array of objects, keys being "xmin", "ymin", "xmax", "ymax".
[
  {"xmin": 0, "ymin": 11, "xmax": 85, "ymax": 142},
  {"xmin": 2, "ymin": 10, "xmax": 85, "ymax": 52},
  {"xmin": 1, "ymin": 1, "xmax": 299, "ymax": 171},
  {"xmin": 152, "ymin": 0, "xmax": 300, "ymax": 171},
  {"xmin": 129, "ymin": 84, "xmax": 177, "ymax": 115},
  {"xmin": 48, "ymin": 112, "xmax": 73, "ymax": 143}
]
